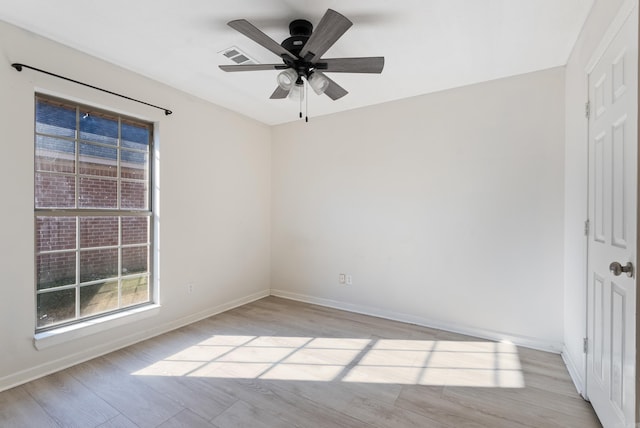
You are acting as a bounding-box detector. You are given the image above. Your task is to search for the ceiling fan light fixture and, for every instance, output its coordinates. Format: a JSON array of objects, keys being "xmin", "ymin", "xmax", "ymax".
[
  {"xmin": 277, "ymin": 69, "xmax": 298, "ymax": 90},
  {"xmin": 308, "ymin": 72, "xmax": 329, "ymax": 95}
]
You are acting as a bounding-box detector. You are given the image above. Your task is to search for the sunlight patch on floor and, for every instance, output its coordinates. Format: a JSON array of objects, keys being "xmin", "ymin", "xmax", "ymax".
[{"xmin": 132, "ymin": 335, "xmax": 524, "ymax": 388}]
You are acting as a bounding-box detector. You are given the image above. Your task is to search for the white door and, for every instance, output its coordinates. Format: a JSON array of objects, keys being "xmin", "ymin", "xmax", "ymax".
[{"xmin": 586, "ymin": 2, "xmax": 638, "ymax": 427}]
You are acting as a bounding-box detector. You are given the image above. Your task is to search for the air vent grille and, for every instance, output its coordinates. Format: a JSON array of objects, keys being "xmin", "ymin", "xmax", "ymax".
[{"xmin": 220, "ymin": 46, "xmax": 256, "ymax": 65}]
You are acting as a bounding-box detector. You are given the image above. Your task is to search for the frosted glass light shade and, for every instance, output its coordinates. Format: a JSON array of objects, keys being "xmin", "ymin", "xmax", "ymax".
[
  {"xmin": 288, "ymin": 83, "xmax": 304, "ymax": 102},
  {"xmin": 308, "ymin": 73, "xmax": 329, "ymax": 95},
  {"xmin": 277, "ymin": 69, "xmax": 298, "ymax": 90}
]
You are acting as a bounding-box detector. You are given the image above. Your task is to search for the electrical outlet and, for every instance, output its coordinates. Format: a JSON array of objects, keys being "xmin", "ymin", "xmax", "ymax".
[
  {"xmin": 346, "ymin": 275, "xmax": 353, "ymax": 285},
  {"xmin": 187, "ymin": 283, "xmax": 194, "ymax": 294},
  {"xmin": 339, "ymin": 273, "xmax": 346, "ymax": 284}
]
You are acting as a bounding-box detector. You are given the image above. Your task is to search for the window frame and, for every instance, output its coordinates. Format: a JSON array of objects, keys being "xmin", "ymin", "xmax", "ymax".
[{"xmin": 34, "ymin": 94, "xmax": 155, "ymax": 332}]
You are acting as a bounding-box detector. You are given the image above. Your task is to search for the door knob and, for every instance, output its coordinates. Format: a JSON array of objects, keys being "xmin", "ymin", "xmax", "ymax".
[{"xmin": 609, "ymin": 261, "xmax": 634, "ymax": 278}]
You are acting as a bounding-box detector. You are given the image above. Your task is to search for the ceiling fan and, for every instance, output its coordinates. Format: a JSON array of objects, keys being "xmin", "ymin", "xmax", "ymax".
[{"xmin": 219, "ymin": 9, "xmax": 384, "ymax": 101}]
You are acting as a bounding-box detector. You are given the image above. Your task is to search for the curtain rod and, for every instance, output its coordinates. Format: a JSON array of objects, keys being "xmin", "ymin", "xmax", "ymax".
[{"xmin": 11, "ymin": 63, "xmax": 172, "ymax": 116}]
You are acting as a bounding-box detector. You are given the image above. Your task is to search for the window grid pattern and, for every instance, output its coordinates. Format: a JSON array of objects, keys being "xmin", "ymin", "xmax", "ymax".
[{"xmin": 34, "ymin": 95, "xmax": 153, "ymax": 331}]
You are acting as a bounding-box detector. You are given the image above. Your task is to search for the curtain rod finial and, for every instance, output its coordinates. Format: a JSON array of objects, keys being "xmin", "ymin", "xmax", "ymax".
[
  {"xmin": 165, "ymin": 110, "xmax": 172, "ymax": 116},
  {"xmin": 11, "ymin": 63, "xmax": 23, "ymax": 72}
]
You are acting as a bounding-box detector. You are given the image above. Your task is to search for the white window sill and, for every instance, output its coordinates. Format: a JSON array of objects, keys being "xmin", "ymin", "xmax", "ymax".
[{"xmin": 34, "ymin": 304, "xmax": 161, "ymax": 350}]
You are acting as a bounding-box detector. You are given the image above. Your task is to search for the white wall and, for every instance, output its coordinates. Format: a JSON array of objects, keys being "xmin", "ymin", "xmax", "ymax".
[
  {"xmin": 271, "ymin": 67, "xmax": 566, "ymax": 351},
  {"xmin": 0, "ymin": 20, "xmax": 271, "ymax": 390},
  {"xmin": 562, "ymin": 0, "xmax": 628, "ymax": 394}
]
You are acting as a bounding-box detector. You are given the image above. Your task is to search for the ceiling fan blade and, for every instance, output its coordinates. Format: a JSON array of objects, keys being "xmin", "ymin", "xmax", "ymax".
[
  {"xmin": 270, "ymin": 86, "xmax": 290, "ymax": 99},
  {"xmin": 219, "ymin": 64, "xmax": 285, "ymax": 72},
  {"xmin": 299, "ymin": 9, "xmax": 353, "ymax": 62},
  {"xmin": 316, "ymin": 72, "xmax": 348, "ymax": 100},
  {"xmin": 318, "ymin": 57, "xmax": 385, "ymax": 74},
  {"xmin": 228, "ymin": 19, "xmax": 296, "ymax": 60}
]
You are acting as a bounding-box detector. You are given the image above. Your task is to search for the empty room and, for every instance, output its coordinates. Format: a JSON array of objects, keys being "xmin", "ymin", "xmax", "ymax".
[{"xmin": 0, "ymin": 0, "xmax": 636, "ymax": 427}]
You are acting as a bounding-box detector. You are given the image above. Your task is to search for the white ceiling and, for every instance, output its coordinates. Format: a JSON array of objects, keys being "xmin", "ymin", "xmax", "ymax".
[{"xmin": 0, "ymin": 0, "xmax": 594, "ymax": 125}]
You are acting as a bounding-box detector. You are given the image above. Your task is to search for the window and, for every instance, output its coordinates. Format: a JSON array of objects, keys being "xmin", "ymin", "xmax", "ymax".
[{"xmin": 34, "ymin": 95, "xmax": 153, "ymax": 331}]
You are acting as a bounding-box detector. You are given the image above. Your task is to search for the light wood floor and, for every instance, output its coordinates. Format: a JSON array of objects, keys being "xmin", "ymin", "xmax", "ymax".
[{"xmin": 0, "ymin": 296, "xmax": 601, "ymax": 427}]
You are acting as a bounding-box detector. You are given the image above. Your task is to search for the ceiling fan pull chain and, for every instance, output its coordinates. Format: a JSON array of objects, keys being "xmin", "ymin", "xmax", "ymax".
[{"xmin": 305, "ymin": 81, "xmax": 309, "ymax": 122}]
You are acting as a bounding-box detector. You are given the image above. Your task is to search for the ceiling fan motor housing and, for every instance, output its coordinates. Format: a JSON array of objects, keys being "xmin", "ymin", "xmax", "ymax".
[{"xmin": 281, "ymin": 19, "xmax": 312, "ymax": 57}]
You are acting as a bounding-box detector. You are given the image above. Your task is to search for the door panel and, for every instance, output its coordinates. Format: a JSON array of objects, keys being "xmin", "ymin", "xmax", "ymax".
[
  {"xmin": 612, "ymin": 116, "xmax": 629, "ymax": 248},
  {"xmin": 586, "ymin": 3, "xmax": 638, "ymax": 427}
]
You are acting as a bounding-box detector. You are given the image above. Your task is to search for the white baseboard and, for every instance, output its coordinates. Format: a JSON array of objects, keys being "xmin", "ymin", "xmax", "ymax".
[
  {"xmin": 0, "ymin": 289, "xmax": 269, "ymax": 393},
  {"xmin": 270, "ymin": 289, "xmax": 563, "ymax": 353},
  {"xmin": 562, "ymin": 346, "xmax": 586, "ymax": 398}
]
